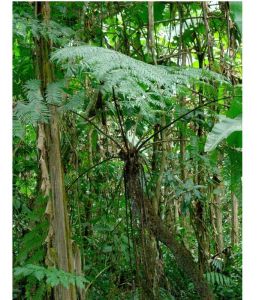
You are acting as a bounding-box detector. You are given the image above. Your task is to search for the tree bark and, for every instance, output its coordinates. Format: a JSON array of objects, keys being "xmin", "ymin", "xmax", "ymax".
[
  {"xmin": 202, "ymin": 2, "xmax": 214, "ymax": 70},
  {"xmin": 192, "ymin": 53, "xmax": 210, "ymax": 274},
  {"xmin": 35, "ymin": 2, "xmax": 78, "ymax": 299},
  {"xmin": 213, "ymin": 188, "xmax": 224, "ymax": 254},
  {"xmin": 148, "ymin": 2, "xmax": 157, "ymax": 64},
  {"xmin": 124, "ymin": 154, "xmax": 214, "ymax": 299},
  {"xmin": 231, "ymin": 192, "xmax": 239, "ymax": 246}
]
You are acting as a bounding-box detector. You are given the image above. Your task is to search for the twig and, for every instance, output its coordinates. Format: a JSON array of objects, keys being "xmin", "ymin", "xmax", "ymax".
[
  {"xmin": 137, "ymin": 97, "xmax": 231, "ymax": 152},
  {"xmin": 67, "ymin": 156, "xmax": 119, "ymax": 191},
  {"xmin": 49, "ymin": 103, "xmax": 124, "ymax": 151},
  {"xmin": 85, "ymin": 265, "xmax": 110, "ymax": 294},
  {"xmin": 70, "ymin": 109, "xmax": 124, "ymax": 151},
  {"xmin": 112, "ymin": 87, "xmax": 129, "ymax": 151},
  {"xmin": 140, "ymin": 138, "xmax": 189, "ymax": 152}
]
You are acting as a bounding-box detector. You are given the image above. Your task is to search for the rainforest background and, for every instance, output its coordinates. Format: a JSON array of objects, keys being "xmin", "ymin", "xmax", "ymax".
[{"xmin": 9, "ymin": 1, "xmax": 246, "ymax": 299}]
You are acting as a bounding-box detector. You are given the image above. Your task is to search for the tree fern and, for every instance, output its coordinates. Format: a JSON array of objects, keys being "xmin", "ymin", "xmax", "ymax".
[
  {"xmin": 14, "ymin": 46, "xmax": 231, "ymax": 138},
  {"xmin": 51, "ymin": 45, "xmax": 230, "ymax": 116}
]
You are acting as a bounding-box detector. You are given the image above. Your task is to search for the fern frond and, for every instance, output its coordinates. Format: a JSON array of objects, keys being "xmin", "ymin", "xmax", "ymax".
[
  {"xmin": 46, "ymin": 81, "xmax": 65, "ymax": 105},
  {"xmin": 51, "ymin": 46, "xmax": 230, "ymax": 113},
  {"xmin": 23, "ymin": 79, "xmax": 43, "ymax": 103},
  {"xmin": 205, "ymin": 271, "xmax": 232, "ymax": 287},
  {"xmin": 13, "ymin": 13, "xmax": 75, "ymax": 44},
  {"xmin": 61, "ymin": 91, "xmax": 85, "ymax": 112},
  {"xmin": 14, "ymin": 80, "xmax": 50, "ymax": 126},
  {"xmin": 13, "ymin": 117, "xmax": 25, "ymax": 139},
  {"xmin": 44, "ymin": 20, "xmax": 75, "ymax": 44}
]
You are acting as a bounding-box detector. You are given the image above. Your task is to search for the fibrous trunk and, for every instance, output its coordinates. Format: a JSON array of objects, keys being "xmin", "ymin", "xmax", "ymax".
[
  {"xmin": 35, "ymin": 2, "xmax": 79, "ymax": 299},
  {"xmin": 124, "ymin": 153, "xmax": 214, "ymax": 299}
]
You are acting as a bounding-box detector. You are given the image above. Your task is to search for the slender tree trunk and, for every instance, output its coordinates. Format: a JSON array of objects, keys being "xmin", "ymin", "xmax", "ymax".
[
  {"xmin": 202, "ymin": 2, "xmax": 214, "ymax": 69},
  {"xmin": 177, "ymin": 3, "xmax": 192, "ymax": 240},
  {"xmin": 136, "ymin": 6, "xmax": 163, "ymax": 296},
  {"xmin": 231, "ymin": 192, "xmax": 239, "ymax": 246},
  {"xmin": 35, "ymin": 2, "xmax": 78, "ymax": 299},
  {"xmin": 149, "ymin": 115, "xmax": 168, "ymax": 299},
  {"xmin": 148, "ymin": 2, "xmax": 157, "ymax": 64},
  {"xmin": 202, "ymin": 4, "xmax": 226, "ymax": 260},
  {"xmin": 213, "ymin": 188, "xmax": 224, "ymax": 254},
  {"xmin": 191, "ymin": 54, "xmax": 210, "ymax": 274}
]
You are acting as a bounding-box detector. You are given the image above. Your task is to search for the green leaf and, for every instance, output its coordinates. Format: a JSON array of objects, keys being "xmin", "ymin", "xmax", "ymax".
[
  {"xmin": 13, "ymin": 118, "xmax": 25, "ymax": 139},
  {"xmin": 154, "ymin": 3, "xmax": 166, "ymax": 22},
  {"xmin": 230, "ymin": 2, "xmax": 242, "ymax": 34},
  {"xmin": 33, "ymin": 270, "xmax": 45, "ymax": 281},
  {"xmin": 102, "ymin": 245, "xmax": 113, "ymax": 253},
  {"xmin": 46, "ymin": 272, "xmax": 59, "ymax": 287},
  {"xmin": 58, "ymin": 272, "xmax": 72, "ymax": 288},
  {"xmin": 51, "ymin": 45, "xmax": 230, "ymax": 123},
  {"xmin": 227, "ymin": 86, "xmax": 242, "ymax": 118},
  {"xmin": 46, "ymin": 81, "xmax": 65, "ymax": 105},
  {"xmin": 205, "ymin": 115, "xmax": 242, "ymax": 152},
  {"xmin": 75, "ymin": 275, "xmax": 88, "ymax": 289}
]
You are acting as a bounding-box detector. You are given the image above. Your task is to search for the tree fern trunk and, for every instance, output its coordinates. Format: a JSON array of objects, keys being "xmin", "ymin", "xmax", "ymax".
[
  {"xmin": 124, "ymin": 154, "xmax": 214, "ymax": 299},
  {"xmin": 192, "ymin": 54, "xmax": 210, "ymax": 275}
]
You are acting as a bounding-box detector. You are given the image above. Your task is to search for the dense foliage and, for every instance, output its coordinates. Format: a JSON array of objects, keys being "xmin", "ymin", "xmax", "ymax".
[{"xmin": 13, "ymin": 2, "xmax": 242, "ymax": 300}]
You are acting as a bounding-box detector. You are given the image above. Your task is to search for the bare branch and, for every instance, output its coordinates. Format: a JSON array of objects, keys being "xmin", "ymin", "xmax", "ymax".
[{"xmin": 112, "ymin": 87, "xmax": 129, "ymax": 152}]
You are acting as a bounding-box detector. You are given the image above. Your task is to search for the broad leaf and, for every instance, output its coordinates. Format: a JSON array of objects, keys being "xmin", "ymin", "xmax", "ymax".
[
  {"xmin": 230, "ymin": 2, "xmax": 242, "ymax": 34},
  {"xmin": 205, "ymin": 115, "xmax": 242, "ymax": 152}
]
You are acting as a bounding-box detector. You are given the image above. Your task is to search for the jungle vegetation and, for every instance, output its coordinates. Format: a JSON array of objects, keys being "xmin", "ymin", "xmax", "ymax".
[{"xmin": 13, "ymin": 2, "xmax": 242, "ymax": 299}]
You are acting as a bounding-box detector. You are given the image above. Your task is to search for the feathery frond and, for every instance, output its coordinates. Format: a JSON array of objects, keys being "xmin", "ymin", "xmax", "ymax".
[
  {"xmin": 46, "ymin": 81, "xmax": 65, "ymax": 105},
  {"xmin": 13, "ymin": 13, "xmax": 75, "ymax": 45},
  {"xmin": 13, "ymin": 80, "xmax": 50, "ymax": 130},
  {"xmin": 51, "ymin": 46, "xmax": 230, "ymax": 116}
]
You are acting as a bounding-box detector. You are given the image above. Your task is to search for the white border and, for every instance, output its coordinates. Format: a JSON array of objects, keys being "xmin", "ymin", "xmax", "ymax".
[
  {"xmin": 3, "ymin": 0, "xmax": 271, "ymax": 299},
  {"xmin": 0, "ymin": 0, "xmax": 12, "ymax": 298},
  {"xmin": 243, "ymin": 0, "xmax": 271, "ymax": 299}
]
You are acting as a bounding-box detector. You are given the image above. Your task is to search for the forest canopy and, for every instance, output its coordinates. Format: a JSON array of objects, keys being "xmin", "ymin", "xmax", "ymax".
[{"xmin": 13, "ymin": 2, "xmax": 242, "ymax": 300}]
